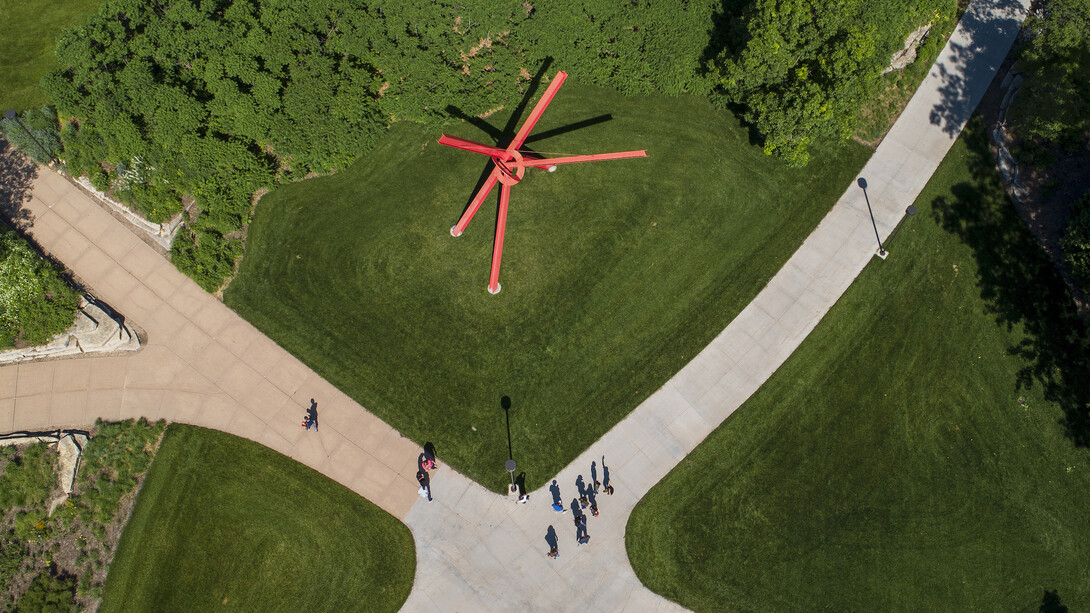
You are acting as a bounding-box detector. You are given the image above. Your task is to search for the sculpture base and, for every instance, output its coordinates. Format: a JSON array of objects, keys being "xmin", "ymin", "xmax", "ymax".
[
  {"xmin": 488, "ymin": 283, "xmax": 502, "ymax": 295},
  {"xmin": 450, "ymin": 226, "xmax": 462, "ymax": 237}
]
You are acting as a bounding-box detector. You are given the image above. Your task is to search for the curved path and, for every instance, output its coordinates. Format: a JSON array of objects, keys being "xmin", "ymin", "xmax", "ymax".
[{"xmin": 1, "ymin": 1, "xmax": 1028, "ymax": 610}]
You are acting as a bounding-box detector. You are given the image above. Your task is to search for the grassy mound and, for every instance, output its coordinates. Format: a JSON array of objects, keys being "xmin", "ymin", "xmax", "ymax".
[
  {"xmin": 626, "ymin": 120, "xmax": 1090, "ymax": 611},
  {"xmin": 100, "ymin": 425, "xmax": 414, "ymax": 612},
  {"xmin": 225, "ymin": 80, "xmax": 870, "ymax": 491}
]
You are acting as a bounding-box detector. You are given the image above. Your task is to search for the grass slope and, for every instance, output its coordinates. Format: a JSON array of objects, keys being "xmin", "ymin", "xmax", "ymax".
[
  {"xmin": 0, "ymin": 0, "xmax": 101, "ymax": 112},
  {"xmin": 626, "ymin": 119, "xmax": 1090, "ymax": 611},
  {"xmin": 226, "ymin": 80, "xmax": 870, "ymax": 491},
  {"xmin": 100, "ymin": 425, "xmax": 415, "ymax": 612}
]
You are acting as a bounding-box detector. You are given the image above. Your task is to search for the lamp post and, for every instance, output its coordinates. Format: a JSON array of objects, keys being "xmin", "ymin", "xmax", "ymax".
[
  {"xmin": 857, "ymin": 177, "xmax": 886, "ymax": 257},
  {"xmin": 505, "ymin": 459, "xmax": 517, "ymax": 494},
  {"xmin": 4, "ymin": 110, "xmax": 55, "ymax": 165}
]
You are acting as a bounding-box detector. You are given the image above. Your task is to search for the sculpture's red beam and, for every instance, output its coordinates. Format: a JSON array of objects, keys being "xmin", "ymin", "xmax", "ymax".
[
  {"xmin": 438, "ymin": 69, "xmax": 646, "ymax": 293},
  {"xmin": 512, "ymin": 150, "xmax": 647, "ymax": 167}
]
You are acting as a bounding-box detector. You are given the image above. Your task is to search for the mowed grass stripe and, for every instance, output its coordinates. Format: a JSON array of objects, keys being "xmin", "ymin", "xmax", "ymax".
[
  {"xmin": 101, "ymin": 425, "xmax": 414, "ymax": 612},
  {"xmin": 626, "ymin": 119, "xmax": 1090, "ymax": 611}
]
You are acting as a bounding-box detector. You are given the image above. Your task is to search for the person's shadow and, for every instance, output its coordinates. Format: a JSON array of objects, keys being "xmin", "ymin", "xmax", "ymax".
[
  {"xmin": 544, "ymin": 526, "xmax": 559, "ymax": 551},
  {"xmin": 549, "ymin": 479, "xmax": 562, "ymax": 507},
  {"xmin": 514, "ymin": 472, "xmax": 527, "ymax": 498},
  {"xmin": 306, "ymin": 399, "xmax": 319, "ymax": 431}
]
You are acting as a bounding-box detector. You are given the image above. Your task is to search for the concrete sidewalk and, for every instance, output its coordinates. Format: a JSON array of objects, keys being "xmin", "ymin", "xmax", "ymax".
[{"xmin": 2, "ymin": 169, "xmax": 422, "ymax": 519}]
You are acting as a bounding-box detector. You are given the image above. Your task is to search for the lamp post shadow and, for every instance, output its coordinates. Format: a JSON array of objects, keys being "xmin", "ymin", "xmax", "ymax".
[
  {"xmin": 501, "ymin": 395, "xmax": 517, "ymax": 493},
  {"xmin": 857, "ymin": 177, "xmax": 887, "ymax": 258}
]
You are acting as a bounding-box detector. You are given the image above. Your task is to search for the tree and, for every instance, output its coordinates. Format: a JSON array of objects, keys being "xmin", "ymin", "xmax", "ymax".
[
  {"xmin": 711, "ymin": 0, "xmax": 947, "ymax": 165},
  {"xmin": 1014, "ymin": 0, "xmax": 1090, "ymax": 145}
]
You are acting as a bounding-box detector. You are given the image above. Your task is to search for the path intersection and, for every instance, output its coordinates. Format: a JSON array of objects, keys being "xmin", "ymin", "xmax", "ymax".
[{"xmin": 0, "ymin": 0, "xmax": 1028, "ymax": 610}]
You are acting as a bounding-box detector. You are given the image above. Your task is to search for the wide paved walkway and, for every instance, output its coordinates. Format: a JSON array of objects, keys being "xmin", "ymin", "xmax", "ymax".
[
  {"xmin": 2, "ymin": 168, "xmax": 423, "ymax": 518},
  {"xmin": 0, "ymin": 0, "xmax": 1028, "ymax": 610}
]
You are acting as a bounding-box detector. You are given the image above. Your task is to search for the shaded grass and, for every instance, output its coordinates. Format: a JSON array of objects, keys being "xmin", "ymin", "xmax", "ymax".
[
  {"xmin": 0, "ymin": 0, "xmax": 102, "ymax": 112},
  {"xmin": 226, "ymin": 80, "xmax": 870, "ymax": 492},
  {"xmin": 99, "ymin": 425, "xmax": 414, "ymax": 613},
  {"xmin": 626, "ymin": 118, "xmax": 1090, "ymax": 611}
]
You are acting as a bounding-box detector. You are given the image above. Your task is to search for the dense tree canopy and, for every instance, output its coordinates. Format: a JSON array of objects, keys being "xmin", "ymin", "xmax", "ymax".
[
  {"xmin": 40, "ymin": 0, "xmax": 941, "ymax": 287},
  {"xmin": 711, "ymin": 0, "xmax": 949, "ymax": 165},
  {"xmin": 1014, "ymin": 0, "xmax": 1090, "ymax": 144}
]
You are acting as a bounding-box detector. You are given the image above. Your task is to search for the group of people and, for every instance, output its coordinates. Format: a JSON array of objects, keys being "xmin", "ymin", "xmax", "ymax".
[
  {"xmin": 545, "ymin": 456, "xmax": 613, "ymax": 559},
  {"xmin": 409, "ymin": 446, "xmax": 616, "ymax": 560}
]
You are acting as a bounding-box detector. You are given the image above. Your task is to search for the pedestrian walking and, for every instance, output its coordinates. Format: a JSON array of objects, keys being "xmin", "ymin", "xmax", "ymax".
[
  {"xmin": 545, "ymin": 525, "xmax": 560, "ymax": 559},
  {"xmin": 416, "ymin": 469, "xmax": 432, "ymax": 502},
  {"xmin": 423, "ymin": 442, "xmax": 438, "ymax": 469},
  {"xmin": 574, "ymin": 514, "xmax": 589, "ymax": 544},
  {"xmin": 301, "ymin": 399, "xmax": 319, "ymax": 431}
]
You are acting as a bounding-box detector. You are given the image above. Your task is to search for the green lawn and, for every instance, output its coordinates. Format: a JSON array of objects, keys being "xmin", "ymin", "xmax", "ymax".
[
  {"xmin": 225, "ymin": 80, "xmax": 871, "ymax": 492},
  {"xmin": 0, "ymin": 0, "xmax": 101, "ymax": 112},
  {"xmin": 626, "ymin": 118, "xmax": 1090, "ymax": 611},
  {"xmin": 100, "ymin": 425, "xmax": 415, "ymax": 612}
]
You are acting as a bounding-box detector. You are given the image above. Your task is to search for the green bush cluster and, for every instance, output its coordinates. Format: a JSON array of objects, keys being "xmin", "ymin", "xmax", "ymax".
[
  {"xmin": 169, "ymin": 227, "xmax": 242, "ymax": 293},
  {"xmin": 15, "ymin": 571, "xmax": 76, "ymax": 613},
  {"xmin": 0, "ymin": 226, "xmax": 80, "ymax": 349},
  {"xmin": 0, "ymin": 444, "xmax": 56, "ymax": 510},
  {"xmin": 37, "ymin": 0, "xmax": 948, "ymax": 288},
  {"xmin": 0, "ymin": 107, "xmax": 61, "ymax": 166},
  {"xmin": 0, "ymin": 534, "xmax": 27, "ymax": 592},
  {"xmin": 710, "ymin": 0, "xmax": 951, "ymax": 165},
  {"xmin": 1062, "ymin": 190, "xmax": 1090, "ymax": 287},
  {"xmin": 1012, "ymin": 0, "xmax": 1090, "ymax": 146}
]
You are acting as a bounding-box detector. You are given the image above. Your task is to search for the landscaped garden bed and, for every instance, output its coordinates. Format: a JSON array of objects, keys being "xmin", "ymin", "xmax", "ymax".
[{"xmin": 0, "ymin": 419, "xmax": 165, "ymax": 611}]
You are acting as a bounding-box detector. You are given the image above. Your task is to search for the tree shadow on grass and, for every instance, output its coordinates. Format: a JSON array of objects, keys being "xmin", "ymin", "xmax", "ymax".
[
  {"xmin": 0, "ymin": 135, "xmax": 38, "ymax": 231},
  {"xmin": 931, "ymin": 118, "xmax": 1090, "ymax": 445}
]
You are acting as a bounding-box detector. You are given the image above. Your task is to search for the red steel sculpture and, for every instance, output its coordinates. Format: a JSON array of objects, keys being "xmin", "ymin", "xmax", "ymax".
[{"xmin": 438, "ymin": 70, "xmax": 647, "ymax": 294}]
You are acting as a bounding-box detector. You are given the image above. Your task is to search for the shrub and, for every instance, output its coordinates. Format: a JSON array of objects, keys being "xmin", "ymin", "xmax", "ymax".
[
  {"xmin": 15, "ymin": 570, "xmax": 76, "ymax": 613},
  {"xmin": 0, "ymin": 534, "xmax": 27, "ymax": 592},
  {"xmin": 170, "ymin": 226, "xmax": 242, "ymax": 292},
  {"xmin": 0, "ymin": 444, "xmax": 57, "ymax": 509},
  {"xmin": 1062, "ymin": 190, "xmax": 1090, "ymax": 287},
  {"xmin": 68, "ymin": 419, "xmax": 165, "ymax": 525},
  {"xmin": 0, "ymin": 107, "xmax": 61, "ymax": 165},
  {"xmin": 13, "ymin": 511, "xmax": 50, "ymax": 544},
  {"xmin": 711, "ymin": 0, "xmax": 951, "ymax": 165},
  {"xmin": 1013, "ymin": 0, "xmax": 1090, "ymax": 146},
  {"xmin": 86, "ymin": 166, "xmax": 110, "ymax": 192},
  {"xmin": 0, "ymin": 227, "xmax": 80, "ymax": 346}
]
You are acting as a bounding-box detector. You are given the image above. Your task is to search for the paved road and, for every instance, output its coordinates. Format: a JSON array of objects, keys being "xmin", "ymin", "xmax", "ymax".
[{"xmin": 0, "ymin": 0, "xmax": 1028, "ymax": 610}]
